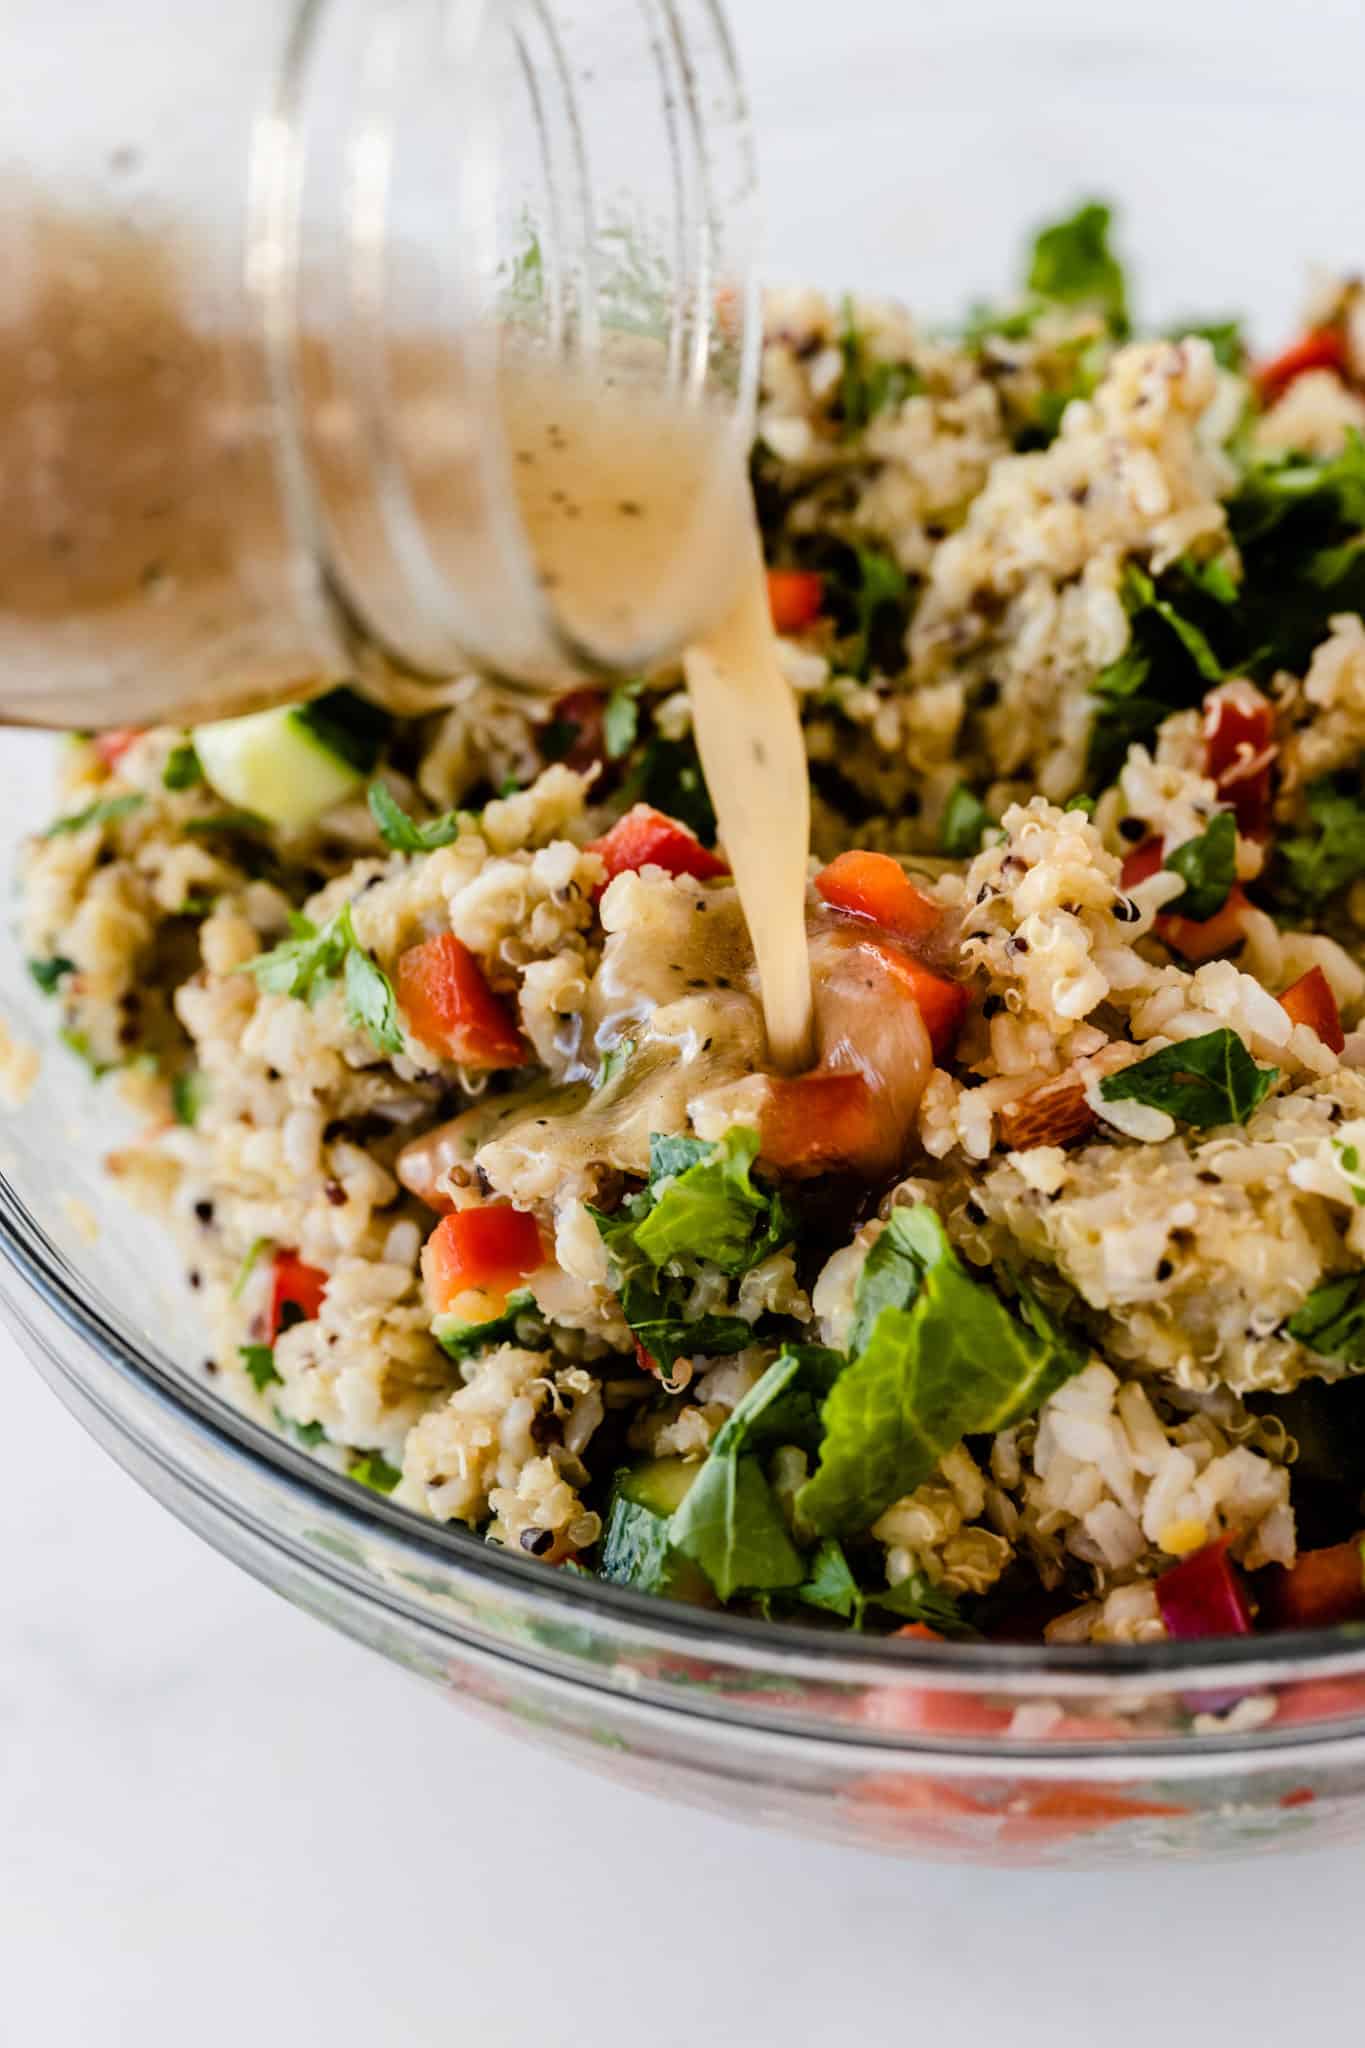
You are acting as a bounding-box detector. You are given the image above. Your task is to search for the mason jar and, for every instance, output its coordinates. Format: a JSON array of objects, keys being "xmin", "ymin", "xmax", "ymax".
[{"xmin": 0, "ymin": 0, "xmax": 760, "ymax": 727}]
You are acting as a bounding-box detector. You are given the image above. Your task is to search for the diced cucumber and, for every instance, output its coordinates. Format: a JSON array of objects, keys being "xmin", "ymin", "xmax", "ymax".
[
  {"xmin": 600, "ymin": 1460, "xmax": 710, "ymax": 1601},
  {"xmin": 193, "ymin": 691, "xmax": 379, "ymax": 830},
  {"xmin": 619, "ymin": 1457, "xmax": 698, "ymax": 1517}
]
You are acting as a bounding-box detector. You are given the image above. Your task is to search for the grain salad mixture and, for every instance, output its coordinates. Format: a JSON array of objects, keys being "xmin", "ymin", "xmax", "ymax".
[{"xmin": 24, "ymin": 202, "xmax": 1365, "ymax": 1649}]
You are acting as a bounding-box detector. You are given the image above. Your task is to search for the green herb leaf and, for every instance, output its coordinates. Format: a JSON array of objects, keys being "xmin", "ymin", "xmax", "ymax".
[
  {"xmin": 795, "ymin": 1536, "xmax": 972, "ymax": 1635},
  {"xmin": 1099, "ymin": 1029, "xmax": 1277, "ymax": 1129},
  {"xmin": 243, "ymin": 912, "xmax": 347, "ymax": 1000},
  {"xmin": 849, "ymin": 1205, "xmax": 944, "ymax": 1355},
  {"xmin": 604, "ymin": 687, "xmax": 641, "ymax": 760},
  {"xmin": 1026, "ymin": 200, "xmax": 1128, "ymax": 335},
  {"xmin": 367, "ymin": 782, "xmax": 468, "ymax": 853},
  {"xmin": 239, "ymin": 1343, "xmax": 281, "ymax": 1393},
  {"xmin": 1163, "ymin": 810, "xmax": 1237, "ymax": 922},
  {"xmin": 27, "ymin": 955, "xmax": 75, "ymax": 996},
  {"xmin": 274, "ymin": 1406, "xmax": 327, "ymax": 1448},
  {"xmin": 434, "ymin": 1289, "xmax": 544, "ymax": 1360},
  {"xmin": 590, "ymin": 1130, "xmax": 797, "ymax": 1375},
  {"xmin": 348, "ymin": 1450, "xmax": 403, "ymax": 1494},
  {"xmin": 1168, "ymin": 319, "xmax": 1246, "ymax": 372},
  {"xmin": 837, "ymin": 298, "xmax": 923, "ymax": 437},
  {"xmin": 337, "ymin": 907, "xmax": 405, "ymax": 1056},
  {"xmin": 669, "ymin": 1356, "xmax": 807, "ymax": 1600},
  {"xmin": 230, "ymin": 1236, "xmax": 270, "ymax": 1303},
  {"xmin": 181, "ymin": 809, "xmax": 268, "ymax": 837},
  {"xmin": 617, "ymin": 734, "xmax": 717, "ymax": 845},
  {"xmin": 58, "ymin": 1026, "xmax": 114, "ymax": 1076},
  {"xmin": 1276, "ymin": 780, "xmax": 1365, "ymax": 915},
  {"xmin": 1286, "ymin": 1273, "xmax": 1365, "ymax": 1364},
  {"xmin": 871, "ymin": 1573, "xmax": 972, "ymax": 1635},
  {"xmin": 940, "ymin": 783, "xmax": 996, "ymax": 858},
  {"xmin": 43, "ymin": 793, "xmax": 144, "ymax": 838},
  {"xmin": 797, "ymin": 1208, "xmax": 1087, "ymax": 1538},
  {"xmin": 1088, "ymin": 563, "xmax": 1226, "ymax": 780},
  {"xmin": 846, "ymin": 544, "xmax": 912, "ymax": 680},
  {"xmin": 633, "ymin": 1128, "xmax": 792, "ymax": 1275},
  {"xmin": 162, "ymin": 740, "xmax": 204, "ymax": 790},
  {"xmin": 171, "ymin": 1069, "xmax": 208, "ymax": 1127},
  {"xmin": 244, "ymin": 901, "xmax": 403, "ymax": 1056},
  {"xmin": 1064, "ymin": 793, "xmax": 1097, "ymax": 817},
  {"xmin": 798, "ymin": 1537, "xmax": 864, "ymax": 1622}
]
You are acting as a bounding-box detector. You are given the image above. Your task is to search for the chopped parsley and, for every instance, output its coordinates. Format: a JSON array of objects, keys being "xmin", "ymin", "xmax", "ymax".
[
  {"xmin": 1163, "ymin": 811, "xmax": 1237, "ymax": 922},
  {"xmin": 27, "ymin": 956, "xmax": 75, "ymax": 996},
  {"xmin": 239, "ymin": 1343, "xmax": 281, "ymax": 1393},
  {"xmin": 796, "ymin": 1207, "xmax": 1087, "ymax": 1538},
  {"xmin": 1168, "ymin": 318, "xmax": 1246, "ymax": 372},
  {"xmin": 43, "ymin": 793, "xmax": 144, "ymax": 838},
  {"xmin": 171, "ymin": 1069, "xmax": 208, "ymax": 1127},
  {"xmin": 796, "ymin": 1538, "xmax": 971, "ymax": 1635},
  {"xmin": 603, "ymin": 685, "xmax": 642, "ymax": 760},
  {"xmin": 836, "ymin": 297, "xmax": 923, "ymax": 437},
  {"xmin": 1100, "ymin": 1029, "xmax": 1278, "ymax": 1129},
  {"xmin": 617, "ymin": 732, "xmax": 717, "ymax": 845},
  {"xmin": 367, "ymin": 782, "xmax": 471, "ymax": 853},
  {"xmin": 162, "ymin": 740, "xmax": 204, "ymax": 790},
  {"xmin": 274, "ymin": 1408, "xmax": 327, "ymax": 1448},
  {"xmin": 940, "ymin": 783, "xmax": 996, "ymax": 858},
  {"xmin": 243, "ymin": 903, "xmax": 404, "ymax": 1057},
  {"xmin": 348, "ymin": 1451, "xmax": 403, "ymax": 1495},
  {"xmin": 1088, "ymin": 562, "xmax": 1224, "ymax": 782},
  {"xmin": 1287, "ymin": 1274, "xmax": 1365, "ymax": 1365},
  {"xmin": 1275, "ymin": 780, "xmax": 1365, "ymax": 915},
  {"xmin": 230, "ymin": 1236, "xmax": 271, "ymax": 1303},
  {"xmin": 1026, "ymin": 200, "xmax": 1129, "ymax": 336}
]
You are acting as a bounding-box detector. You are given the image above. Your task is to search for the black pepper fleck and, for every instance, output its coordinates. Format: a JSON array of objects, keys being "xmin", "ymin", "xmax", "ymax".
[{"xmin": 520, "ymin": 1527, "xmax": 555, "ymax": 1556}]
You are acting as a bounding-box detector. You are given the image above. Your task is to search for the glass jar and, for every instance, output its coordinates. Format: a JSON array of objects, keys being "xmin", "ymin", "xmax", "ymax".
[{"xmin": 0, "ymin": 0, "xmax": 759, "ymax": 729}]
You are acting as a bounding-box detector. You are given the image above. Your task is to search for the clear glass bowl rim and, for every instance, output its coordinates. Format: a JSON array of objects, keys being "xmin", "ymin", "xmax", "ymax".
[{"xmin": 10, "ymin": 1166, "xmax": 1365, "ymax": 1711}]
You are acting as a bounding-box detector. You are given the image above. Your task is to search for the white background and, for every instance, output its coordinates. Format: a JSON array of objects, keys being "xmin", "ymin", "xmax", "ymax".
[{"xmin": 8, "ymin": 2, "xmax": 1365, "ymax": 2041}]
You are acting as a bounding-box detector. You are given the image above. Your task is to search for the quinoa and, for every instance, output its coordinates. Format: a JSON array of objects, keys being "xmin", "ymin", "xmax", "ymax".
[{"xmin": 25, "ymin": 200, "xmax": 1365, "ymax": 1651}]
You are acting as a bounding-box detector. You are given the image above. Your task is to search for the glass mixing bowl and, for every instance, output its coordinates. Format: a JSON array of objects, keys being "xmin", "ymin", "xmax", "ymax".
[{"xmin": 6, "ymin": 0, "xmax": 1365, "ymax": 1866}]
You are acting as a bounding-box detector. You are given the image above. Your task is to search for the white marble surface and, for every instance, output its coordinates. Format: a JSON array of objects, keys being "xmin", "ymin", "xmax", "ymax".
[{"xmin": 9, "ymin": 2, "xmax": 1365, "ymax": 2040}]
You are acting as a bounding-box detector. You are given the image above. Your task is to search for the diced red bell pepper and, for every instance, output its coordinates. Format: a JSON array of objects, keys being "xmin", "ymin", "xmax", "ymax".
[
  {"xmin": 766, "ymin": 568, "xmax": 825, "ymax": 635},
  {"xmin": 996, "ymin": 1784, "xmax": 1188, "ymax": 1847},
  {"xmin": 1121, "ymin": 837, "xmax": 1250, "ymax": 962},
  {"xmin": 760, "ymin": 1069, "xmax": 884, "ymax": 1177},
  {"xmin": 1279, "ymin": 966, "xmax": 1346, "ymax": 1055},
  {"xmin": 94, "ymin": 727, "xmax": 144, "ymax": 770},
  {"xmin": 858, "ymin": 1627, "xmax": 1015, "ymax": 1739},
  {"xmin": 587, "ymin": 804, "xmax": 729, "ymax": 886},
  {"xmin": 1119, "ymin": 836, "xmax": 1165, "ymax": 891},
  {"xmin": 1155, "ymin": 1539, "xmax": 1253, "ymax": 1641},
  {"xmin": 269, "ymin": 1249, "xmax": 329, "ymax": 1340},
  {"xmin": 395, "ymin": 933, "xmax": 526, "ymax": 1072},
  {"xmin": 1202, "ymin": 685, "xmax": 1276, "ymax": 839},
  {"xmin": 1255, "ymin": 326, "xmax": 1349, "ymax": 407},
  {"xmin": 632, "ymin": 1335, "xmax": 661, "ymax": 1378},
  {"xmin": 868, "ymin": 938, "xmax": 970, "ymax": 1060},
  {"xmin": 1263, "ymin": 1537, "xmax": 1365, "ymax": 1630},
  {"xmin": 1159, "ymin": 885, "xmax": 1251, "ymax": 964},
  {"xmin": 421, "ymin": 1205, "xmax": 544, "ymax": 1314},
  {"xmin": 542, "ymin": 688, "xmax": 607, "ymax": 772},
  {"xmin": 815, "ymin": 850, "xmax": 943, "ymax": 944}
]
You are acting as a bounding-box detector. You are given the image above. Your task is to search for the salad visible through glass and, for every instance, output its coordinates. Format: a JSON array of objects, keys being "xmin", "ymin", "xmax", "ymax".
[{"xmin": 21, "ymin": 202, "xmax": 1365, "ymax": 1651}]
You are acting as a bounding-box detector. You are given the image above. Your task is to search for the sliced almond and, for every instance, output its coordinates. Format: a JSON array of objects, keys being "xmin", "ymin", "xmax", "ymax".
[{"xmin": 997, "ymin": 1072, "xmax": 1097, "ymax": 1152}]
